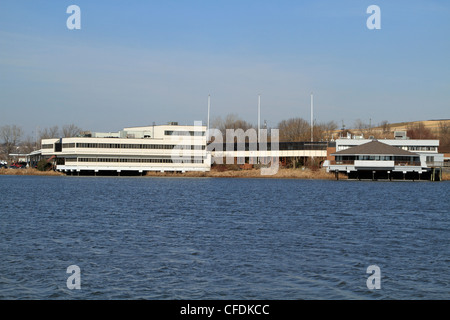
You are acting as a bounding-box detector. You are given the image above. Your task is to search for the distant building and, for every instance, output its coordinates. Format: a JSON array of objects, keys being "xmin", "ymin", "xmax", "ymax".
[
  {"xmin": 41, "ymin": 124, "xmax": 210, "ymax": 175},
  {"xmin": 333, "ymin": 137, "xmax": 443, "ymax": 168},
  {"xmin": 38, "ymin": 122, "xmax": 446, "ymax": 179},
  {"xmin": 324, "ymin": 139, "xmax": 444, "ymax": 181}
]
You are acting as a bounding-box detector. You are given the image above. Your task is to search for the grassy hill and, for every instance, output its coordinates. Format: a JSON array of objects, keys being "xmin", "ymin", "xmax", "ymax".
[
  {"xmin": 333, "ymin": 119, "xmax": 450, "ymax": 138},
  {"xmin": 375, "ymin": 119, "xmax": 450, "ymax": 134}
]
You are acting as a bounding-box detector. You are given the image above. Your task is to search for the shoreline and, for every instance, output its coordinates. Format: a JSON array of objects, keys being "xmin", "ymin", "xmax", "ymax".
[
  {"xmin": 0, "ymin": 167, "xmax": 342, "ymax": 180},
  {"xmin": 0, "ymin": 168, "xmax": 65, "ymax": 176},
  {"xmin": 1, "ymin": 167, "xmax": 448, "ymax": 181},
  {"xmin": 145, "ymin": 168, "xmax": 343, "ymax": 180}
]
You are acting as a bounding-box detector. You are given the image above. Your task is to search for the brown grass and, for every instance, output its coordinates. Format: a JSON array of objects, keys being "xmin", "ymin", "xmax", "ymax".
[
  {"xmin": 145, "ymin": 167, "xmax": 343, "ymax": 180},
  {"xmin": 0, "ymin": 167, "xmax": 341, "ymax": 179},
  {"xmin": 331, "ymin": 119, "xmax": 450, "ymax": 138},
  {"xmin": 0, "ymin": 168, "xmax": 65, "ymax": 176}
]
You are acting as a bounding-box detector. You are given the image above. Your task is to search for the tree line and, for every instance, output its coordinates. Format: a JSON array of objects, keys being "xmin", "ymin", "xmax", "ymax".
[
  {"xmin": 211, "ymin": 115, "xmax": 450, "ymax": 152},
  {"xmin": 0, "ymin": 124, "xmax": 83, "ymax": 161},
  {"xmin": 210, "ymin": 114, "xmax": 338, "ymax": 142},
  {"xmin": 2, "ymin": 117, "xmax": 449, "ymax": 161}
]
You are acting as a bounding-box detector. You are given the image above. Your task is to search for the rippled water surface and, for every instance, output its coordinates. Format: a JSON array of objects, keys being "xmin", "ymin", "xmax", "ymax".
[{"xmin": 0, "ymin": 175, "xmax": 448, "ymax": 299}]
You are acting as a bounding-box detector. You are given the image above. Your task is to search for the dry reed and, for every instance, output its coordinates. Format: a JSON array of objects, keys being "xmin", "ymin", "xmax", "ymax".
[
  {"xmin": 0, "ymin": 168, "xmax": 64, "ymax": 176},
  {"xmin": 145, "ymin": 168, "xmax": 342, "ymax": 180},
  {"xmin": 442, "ymin": 172, "xmax": 450, "ymax": 181}
]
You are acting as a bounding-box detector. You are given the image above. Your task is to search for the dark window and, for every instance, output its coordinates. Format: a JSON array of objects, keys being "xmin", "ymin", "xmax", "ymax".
[{"xmin": 54, "ymin": 143, "xmax": 62, "ymax": 152}]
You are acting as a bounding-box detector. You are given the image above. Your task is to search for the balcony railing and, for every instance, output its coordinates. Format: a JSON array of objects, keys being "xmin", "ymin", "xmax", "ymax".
[
  {"xmin": 394, "ymin": 161, "xmax": 421, "ymax": 166},
  {"xmin": 328, "ymin": 160, "xmax": 354, "ymax": 165},
  {"xmin": 426, "ymin": 161, "xmax": 448, "ymax": 167},
  {"xmin": 328, "ymin": 160, "xmax": 422, "ymax": 166}
]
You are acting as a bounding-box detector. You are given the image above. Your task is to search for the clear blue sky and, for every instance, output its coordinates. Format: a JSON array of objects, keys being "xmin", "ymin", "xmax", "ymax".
[{"xmin": 1, "ymin": 0, "xmax": 449, "ymax": 135}]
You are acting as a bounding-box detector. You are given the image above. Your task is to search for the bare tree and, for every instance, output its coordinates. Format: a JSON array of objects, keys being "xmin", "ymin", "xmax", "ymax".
[
  {"xmin": 62, "ymin": 124, "xmax": 82, "ymax": 137},
  {"xmin": 36, "ymin": 126, "xmax": 60, "ymax": 149},
  {"xmin": 211, "ymin": 114, "xmax": 254, "ymax": 136},
  {"xmin": 354, "ymin": 119, "xmax": 369, "ymax": 133},
  {"xmin": 0, "ymin": 125, "xmax": 24, "ymax": 160},
  {"xmin": 19, "ymin": 136, "xmax": 38, "ymax": 154},
  {"xmin": 316, "ymin": 120, "xmax": 338, "ymax": 141},
  {"xmin": 407, "ymin": 122, "xmax": 436, "ymax": 139},
  {"xmin": 438, "ymin": 121, "xmax": 450, "ymax": 152},
  {"xmin": 277, "ymin": 117, "xmax": 310, "ymax": 141},
  {"xmin": 380, "ymin": 120, "xmax": 390, "ymax": 133},
  {"xmin": 438, "ymin": 121, "xmax": 449, "ymax": 136},
  {"xmin": 39, "ymin": 126, "xmax": 60, "ymax": 140}
]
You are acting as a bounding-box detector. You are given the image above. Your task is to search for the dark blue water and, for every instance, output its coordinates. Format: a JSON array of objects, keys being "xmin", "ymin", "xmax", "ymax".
[{"xmin": 0, "ymin": 175, "xmax": 448, "ymax": 299}]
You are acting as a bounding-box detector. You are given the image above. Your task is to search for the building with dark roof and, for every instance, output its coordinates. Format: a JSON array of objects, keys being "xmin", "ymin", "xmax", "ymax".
[{"xmin": 324, "ymin": 139, "xmax": 442, "ymax": 181}]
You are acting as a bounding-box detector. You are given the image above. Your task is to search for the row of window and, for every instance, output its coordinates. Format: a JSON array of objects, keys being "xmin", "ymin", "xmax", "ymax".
[
  {"xmin": 75, "ymin": 143, "xmax": 205, "ymax": 150},
  {"xmin": 407, "ymin": 146, "xmax": 437, "ymax": 151},
  {"xmin": 336, "ymin": 155, "xmax": 419, "ymax": 161},
  {"xmin": 43, "ymin": 143, "xmax": 206, "ymax": 150},
  {"xmin": 42, "ymin": 143, "xmax": 205, "ymax": 150},
  {"xmin": 69, "ymin": 157, "xmax": 204, "ymax": 164}
]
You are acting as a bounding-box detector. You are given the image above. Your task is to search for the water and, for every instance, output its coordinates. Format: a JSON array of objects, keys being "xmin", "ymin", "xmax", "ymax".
[{"xmin": 0, "ymin": 175, "xmax": 448, "ymax": 300}]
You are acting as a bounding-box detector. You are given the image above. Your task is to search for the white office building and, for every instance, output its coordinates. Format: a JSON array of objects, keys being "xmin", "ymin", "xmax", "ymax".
[{"xmin": 41, "ymin": 123, "xmax": 211, "ymax": 175}]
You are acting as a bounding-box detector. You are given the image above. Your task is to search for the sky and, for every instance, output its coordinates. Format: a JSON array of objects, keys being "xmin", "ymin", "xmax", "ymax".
[{"xmin": 0, "ymin": 0, "xmax": 449, "ymax": 136}]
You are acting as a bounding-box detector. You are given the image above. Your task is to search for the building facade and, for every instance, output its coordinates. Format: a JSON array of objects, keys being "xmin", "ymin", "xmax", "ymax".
[
  {"xmin": 334, "ymin": 137, "xmax": 444, "ymax": 166},
  {"xmin": 41, "ymin": 124, "xmax": 210, "ymax": 175},
  {"xmin": 324, "ymin": 138, "xmax": 444, "ymax": 180}
]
